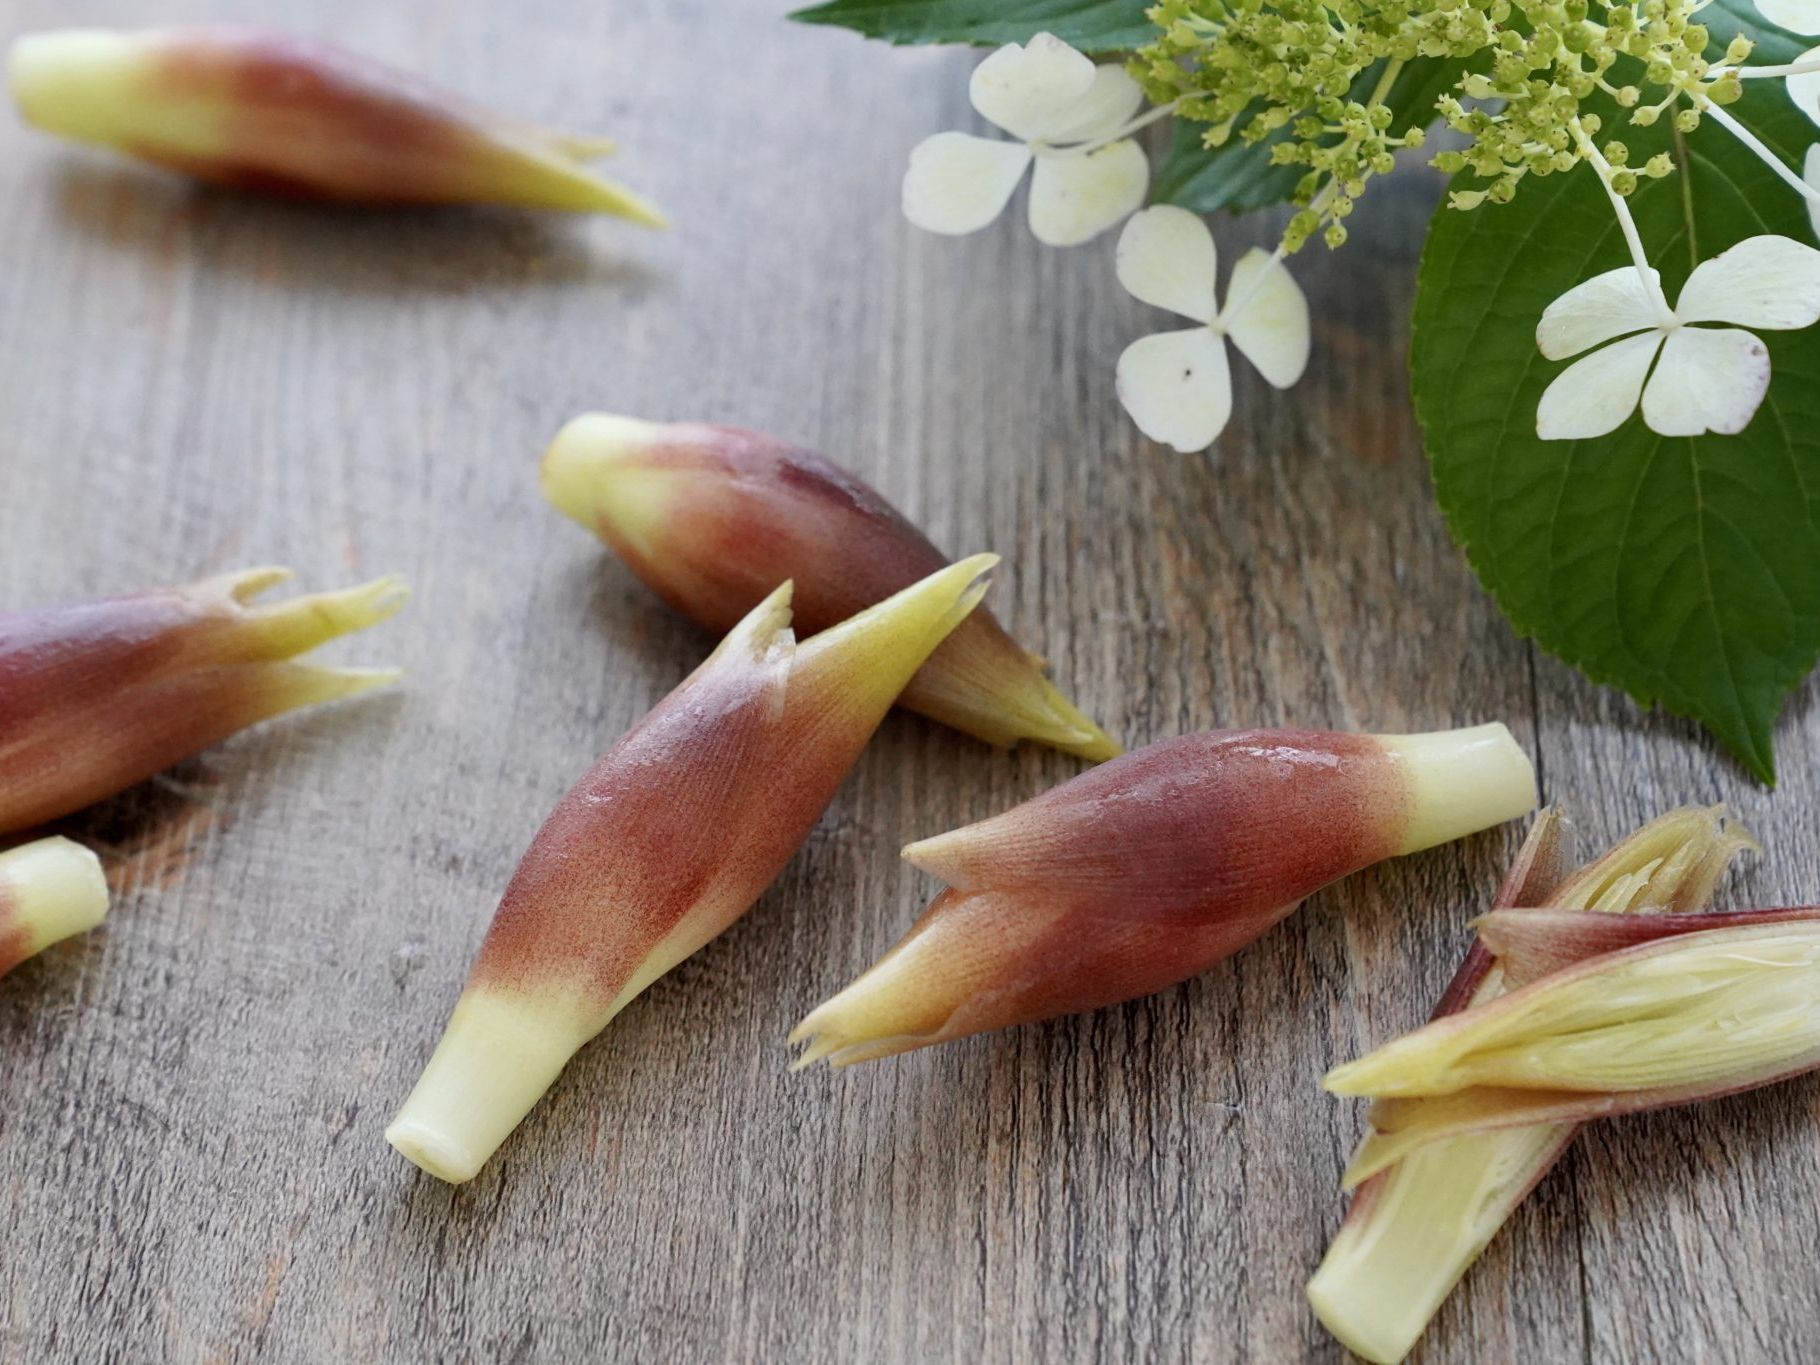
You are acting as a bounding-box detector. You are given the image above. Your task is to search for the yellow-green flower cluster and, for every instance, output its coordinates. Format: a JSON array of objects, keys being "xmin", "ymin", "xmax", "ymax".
[{"xmin": 1136, "ymin": 0, "xmax": 1745, "ymax": 246}]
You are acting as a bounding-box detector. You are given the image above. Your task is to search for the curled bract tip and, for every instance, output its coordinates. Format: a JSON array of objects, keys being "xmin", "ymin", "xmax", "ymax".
[{"xmin": 0, "ymin": 567, "xmax": 407, "ymax": 832}]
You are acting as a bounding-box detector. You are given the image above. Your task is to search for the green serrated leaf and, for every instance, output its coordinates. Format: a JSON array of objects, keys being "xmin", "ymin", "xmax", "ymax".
[
  {"xmin": 1413, "ymin": 5, "xmax": 1820, "ymax": 782},
  {"xmin": 787, "ymin": 0, "xmax": 1155, "ymax": 49},
  {"xmin": 1152, "ymin": 57, "xmax": 1473, "ymax": 214}
]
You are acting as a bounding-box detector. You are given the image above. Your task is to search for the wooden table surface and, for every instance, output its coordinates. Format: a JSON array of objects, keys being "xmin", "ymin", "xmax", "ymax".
[{"xmin": 4, "ymin": 2, "xmax": 1818, "ymax": 1361}]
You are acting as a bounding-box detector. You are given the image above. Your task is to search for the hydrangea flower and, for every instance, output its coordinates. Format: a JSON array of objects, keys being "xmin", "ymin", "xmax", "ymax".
[
  {"xmin": 1791, "ymin": 46, "xmax": 1820, "ymax": 123},
  {"xmin": 1758, "ymin": 0, "xmax": 1820, "ymax": 33},
  {"xmin": 901, "ymin": 32, "xmax": 1150, "ymax": 247},
  {"xmin": 1535, "ymin": 235, "xmax": 1820, "ymax": 440},
  {"xmin": 1112, "ymin": 206, "xmax": 1311, "ymax": 452}
]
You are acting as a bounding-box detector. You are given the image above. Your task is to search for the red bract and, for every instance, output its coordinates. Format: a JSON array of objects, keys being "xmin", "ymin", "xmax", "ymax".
[
  {"xmin": 540, "ymin": 413, "xmax": 1119, "ymax": 760},
  {"xmin": 8, "ymin": 28, "xmax": 663, "ymax": 220},
  {"xmin": 791, "ymin": 723, "xmax": 1537, "ymax": 1067},
  {"xmin": 0, "ymin": 567, "xmax": 405, "ymax": 835},
  {"xmin": 387, "ymin": 556, "xmax": 996, "ymax": 1185}
]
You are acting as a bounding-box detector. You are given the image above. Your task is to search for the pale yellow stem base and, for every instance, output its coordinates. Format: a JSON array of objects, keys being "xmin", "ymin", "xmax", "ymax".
[
  {"xmin": 385, "ymin": 989, "xmax": 592, "ymax": 1185},
  {"xmin": 2, "ymin": 836, "xmax": 110, "ymax": 963},
  {"xmin": 1378, "ymin": 724, "xmax": 1538, "ymax": 855}
]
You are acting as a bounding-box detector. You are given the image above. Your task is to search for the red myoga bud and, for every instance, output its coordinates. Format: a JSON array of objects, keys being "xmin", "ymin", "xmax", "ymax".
[
  {"xmin": 386, "ymin": 556, "xmax": 995, "ymax": 1185},
  {"xmin": 0, "ymin": 566, "xmax": 406, "ymax": 834},
  {"xmin": 8, "ymin": 28, "xmax": 664, "ymax": 221},
  {"xmin": 540, "ymin": 414, "xmax": 1119, "ymax": 760},
  {"xmin": 790, "ymin": 724, "xmax": 1537, "ymax": 1067}
]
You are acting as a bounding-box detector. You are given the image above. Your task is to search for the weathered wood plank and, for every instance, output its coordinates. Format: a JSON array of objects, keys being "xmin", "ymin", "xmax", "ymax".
[{"xmin": 2, "ymin": 2, "xmax": 1816, "ymax": 1362}]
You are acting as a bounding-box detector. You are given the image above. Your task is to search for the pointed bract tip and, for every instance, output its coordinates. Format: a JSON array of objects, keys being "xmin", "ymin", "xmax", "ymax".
[
  {"xmin": 208, "ymin": 564, "xmax": 297, "ymax": 604},
  {"xmin": 251, "ymin": 574, "xmax": 410, "ymax": 657},
  {"xmin": 542, "ymin": 130, "xmax": 618, "ymax": 160},
  {"xmin": 716, "ymin": 579, "xmax": 797, "ymax": 666},
  {"xmin": 273, "ymin": 663, "xmax": 405, "ymax": 712},
  {"xmin": 794, "ymin": 552, "xmax": 997, "ymax": 689}
]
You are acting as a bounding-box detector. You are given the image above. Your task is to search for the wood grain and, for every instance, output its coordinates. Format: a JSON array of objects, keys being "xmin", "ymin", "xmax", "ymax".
[{"xmin": 2, "ymin": 2, "xmax": 1816, "ymax": 1362}]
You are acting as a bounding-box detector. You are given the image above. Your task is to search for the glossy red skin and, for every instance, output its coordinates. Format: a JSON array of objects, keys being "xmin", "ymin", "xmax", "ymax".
[
  {"xmin": 593, "ymin": 424, "xmax": 1044, "ymax": 727},
  {"xmin": 132, "ymin": 29, "xmax": 535, "ymax": 203},
  {"xmin": 886, "ymin": 730, "xmax": 1408, "ymax": 1044},
  {"xmin": 470, "ymin": 614, "xmax": 895, "ymax": 1005},
  {"xmin": 0, "ymin": 587, "xmax": 301, "ymax": 833}
]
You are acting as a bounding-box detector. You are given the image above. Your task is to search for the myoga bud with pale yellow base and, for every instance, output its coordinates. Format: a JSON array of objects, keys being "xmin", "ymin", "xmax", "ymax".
[
  {"xmin": 8, "ymin": 28, "xmax": 663, "ymax": 221},
  {"xmin": 0, "ymin": 567, "xmax": 406, "ymax": 835},
  {"xmin": 387, "ymin": 556, "xmax": 997, "ymax": 1185},
  {"xmin": 790, "ymin": 723, "xmax": 1538, "ymax": 1067},
  {"xmin": 540, "ymin": 413, "xmax": 1119, "ymax": 761}
]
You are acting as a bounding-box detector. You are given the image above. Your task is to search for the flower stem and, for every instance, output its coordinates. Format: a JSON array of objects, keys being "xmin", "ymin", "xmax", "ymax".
[
  {"xmin": 1044, "ymin": 100, "xmax": 1180, "ymax": 158},
  {"xmin": 1712, "ymin": 58, "xmax": 1820, "ymax": 79},
  {"xmin": 1698, "ymin": 99, "xmax": 1820, "ymax": 207},
  {"xmin": 1571, "ymin": 117, "xmax": 1676, "ymax": 325}
]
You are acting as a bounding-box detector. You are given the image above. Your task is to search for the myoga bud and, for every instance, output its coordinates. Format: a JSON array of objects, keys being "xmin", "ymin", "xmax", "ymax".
[
  {"xmin": 0, "ymin": 567, "xmax": 406, "ymax": 834},
  {"xmin": 8, "ymin": 28, "xmax": 664, "ymax": 221},
  {"xmin": 386, "ymin": 556, "xmax": 995, "ymax": 1184},
  {"xmin": 1307, "ymin": 807, "xmax": 1757, "ymax": 1365},
  {"xmin": 540, "ymin": 414, "xmax": 1119, "ymax": 761},
  {"xmin": 790, "ymin": 723, "xmax": 1537, "ymax": 1067}
]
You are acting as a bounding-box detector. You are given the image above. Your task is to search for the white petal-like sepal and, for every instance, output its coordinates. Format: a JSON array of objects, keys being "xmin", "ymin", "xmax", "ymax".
[
  {"xmin": 969, "ymin": 33, "xmax": 1096, "ymax": 142},
  {"xmin": 902, "ymin": 132, "xmax": 1033, "ymax": 236},
  {"xmin": 1116, "ymin": 327, "xmax": 1234, "ymax": 453},
  {"xmin": 1115, "ymin": 205, "xmax": 1218, "ymax": 323},
  {"xmin": 1041, "ymin": 65, "xmax": 1146, "ymax": 144},
  {"xmin": 1223, "ymin": 249, "xmax": 1311, "ymax": 389},
  {"xmin": 1807, "ymin": 145, "xmax": 1820, "ymax": 243},
  {"xmin": 1792, "ymin": 46, "xmax": 1820, "ymax": 125},
  {"xmin": 1537, "ymin": 265, "xmax": 1663, "ymax": 359},
  {"xmin": 1675, "ymin": 234, "xmax": 1820, "ymax": 328},
  {"xmin": 1758, "ymin": 0, "xmax": 1820, "ymax": 35},
  {"xmin": 1536, "ymin": 331, "xmax": 1664, "ymax": 440},
  {"xmin": 1026, "ymin": 141, "xmax": 1148, "ymax": 247},
  {"xmin": 1641, "ymin": 328, "xmax": 1772, "ymax": 437}
]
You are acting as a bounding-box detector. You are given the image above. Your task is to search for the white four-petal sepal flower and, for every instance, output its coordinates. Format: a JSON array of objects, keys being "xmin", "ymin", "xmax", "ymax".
[
  {"xmin": 1535, "ymin": 235, "xmax": 1820, "ymax": 441},
  {"xmin": 1792, "ymin": 47, "xmax": 1820, "ymax": 127},
  {"xmin": 1113, "ymin": 206, "xmax": 1311, "ymax": 453},
  {"xmin": 901, "ymin": 32, "xmax": 1150, "ymax": 247},
  {"xmin": 1758, "ymin": 0, "xmax": 1820, "ymax": 34}
]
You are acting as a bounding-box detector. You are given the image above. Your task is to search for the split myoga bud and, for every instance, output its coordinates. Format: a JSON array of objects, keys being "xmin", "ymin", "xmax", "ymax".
[
  {"xmin": 789, "ymin": 723, "xmax": 1537, "ymax": 1068},
  {"xmin": 539, "ymin": 413, "xmax": 1119, "ymax": 761},
  {"xmin": 0, "ymin": 838, "xmax": 110, "ymax": 978},
  {"xmin": 0, "ymin": 567, "xmax": 406, "ymax": 834},
  {"xmin": 386, "ymin": 555, "xmax": 996, "ymax": 1185},
  {"xmin": 7, "ymin": 28, "xmax": 664, "ymax": 222},
  {"xmin": 1306, "ymin": 807, "xmax": 1756, "ymax": 1365},
  {"xmin": 1326, "ymin": 914, "xmax": 1820, "ymax": 1109}
]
